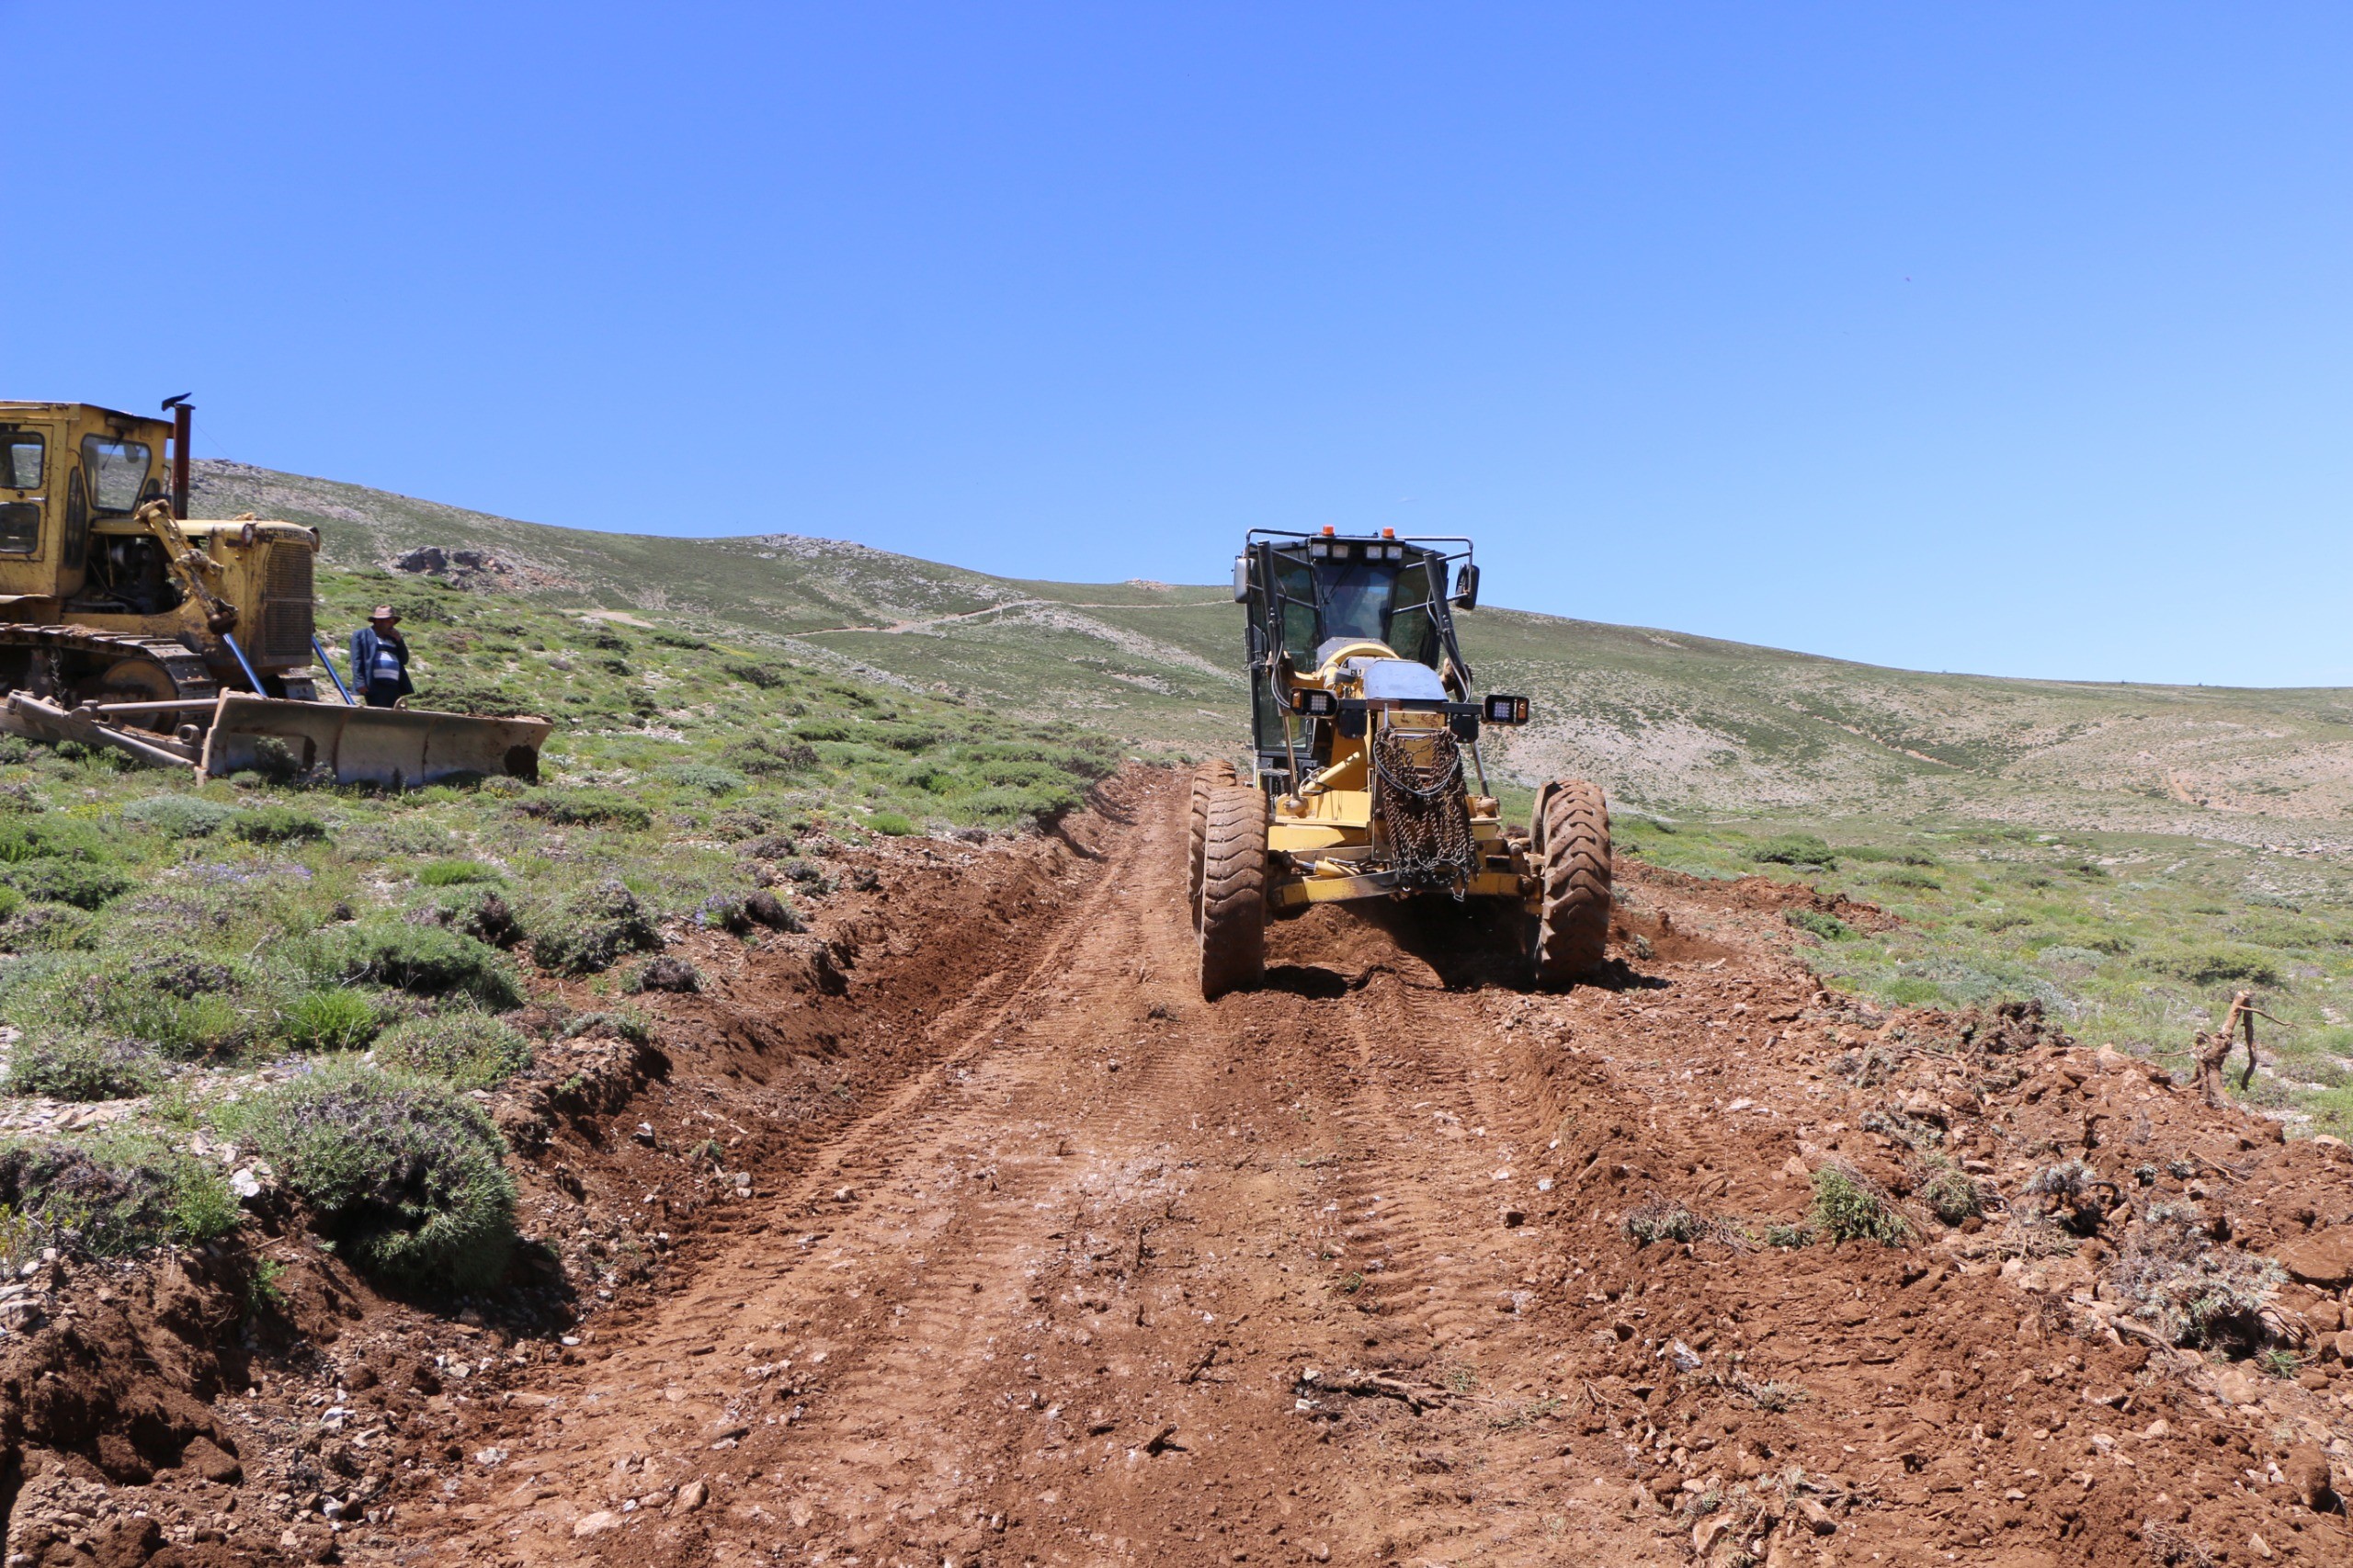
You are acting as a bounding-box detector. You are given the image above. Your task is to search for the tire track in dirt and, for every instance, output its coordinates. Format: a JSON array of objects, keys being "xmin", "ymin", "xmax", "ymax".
[
  {"xmin": 392, "ymin": 778, "xmax": 2353, "ymax": 1568},
  {"xmin": 410, "ymin": 775, "xmax": 1256, "ymax": 1565}
]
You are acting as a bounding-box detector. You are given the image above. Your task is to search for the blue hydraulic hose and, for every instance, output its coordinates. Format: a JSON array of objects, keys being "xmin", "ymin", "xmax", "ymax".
[
  {"xmin": 312, "ymin": 635, "xmax": 356, "ymax": 706},
  {"xmin": 221, "ymin": 632, "xmax": 266, "ymax": 695}
]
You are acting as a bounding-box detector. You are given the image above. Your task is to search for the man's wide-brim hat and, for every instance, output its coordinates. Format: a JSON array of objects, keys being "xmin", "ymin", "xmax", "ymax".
[{"xmin": 370, "ymin": 606, "xmax": 399, "ymax": 622}]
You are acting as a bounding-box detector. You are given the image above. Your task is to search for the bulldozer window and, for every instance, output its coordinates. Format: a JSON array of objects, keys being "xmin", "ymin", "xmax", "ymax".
[
  {"xmin": 63, "ymin": 468, "xmax": 88, "ymax": 573},
  {"xmin": 0, "ymin": 432, "xmax": 40, "ymax": 489},
  {"xmin": 79, "ymin": 437, "xmax": 151, "ymax": 515}
]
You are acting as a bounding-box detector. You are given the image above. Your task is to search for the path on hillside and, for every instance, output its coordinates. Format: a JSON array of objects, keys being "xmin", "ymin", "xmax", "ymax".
[
  {"xmin": 791, "ymin": 597, "xmax": 1228, "ymax": 636},
  {"xmin": 400, "ymin": 776, "xmax": 2353, "ymax": 1568}
]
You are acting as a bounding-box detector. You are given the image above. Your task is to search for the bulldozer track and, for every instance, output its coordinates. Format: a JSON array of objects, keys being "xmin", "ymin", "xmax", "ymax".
[{"xmin": 0, "ymin": 625, "xmax": 219, "ymax": 709}]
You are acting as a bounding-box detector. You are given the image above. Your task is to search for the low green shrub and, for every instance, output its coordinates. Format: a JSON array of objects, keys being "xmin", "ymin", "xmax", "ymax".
[
  {"xmin": 278, "ymin": 988, "xmax": 382, "ymax": 1052},
  {"xmin": 516, "ymin": 793, "xmax": 653, "ymax": 831},
  {"xmin": 417, "ymin": 858, "xmax": 502, "ymax": 887},
  {"xmin": 744, "ymin": 889, "xmax": 802, "ymax": 931},
  {"xmin": 233, "ymin": 804, "xmax": 327, "ymax": 845},
  {"xmin": 722, "ymin": 737, "xmax": 820, "ymax": 777},
  {"xmin": 1623, "ymin": 1197, "xmax": 1707, "ymax": 1246},
  {"xmin": 244, "ymin": 1063, "xmax": 515, "ymax": 1290},
  {"xmin": 624, "ymin": 956, "xmax": 702, "ymax": 994},
  {"xmin": 1784, "ymin": 908, "xmax": 1851, "ymax": 942},
  {"xmin": 956, "ymin": 781, "xmax": 1086, "ymax": 827},
  {"xmin": 652, "ymin": 631, "xmax": 709, "ymax": 650},
  {"xmin": 722, "ymin": 662, "xmax": 785, "ymax": 689},
  {"xmin": 0, "ymin": 816, "xmax": 111, "ymax": 864},
  {"xmin": 0, "ymin": 859, "xmax": 133, "ymax": 910},
  {"xmin": 868, "ymin": 811, "xmax": 917, "ymax": 837},
  {"xmin": 1839, "ymin": 845, "xmax": 1939, "ymax": 867},
  {"xmin": 2139, "ymin": 945, "xmax": 2282, "ymax": 988},
  {"xmin": 1754, "ymin": 834, "xmax": 1836, "ymax": 869},
  {"xmin": 10, "ymin": 904, "xmax": 97, "ymax": 950},
  {"xmin": 662, "ymin": 764, "xmax": 748, "ymax": 796},
  {"xmin": 429, "ymin": 885, "xmax": 524, "ymax": 949},
  {"xmin": 531, "ymin": 881, "xmax": 661, "ymax": 975},
  {"xmin": 0, "ymin": 957, "xmax": 251, "ymax": 1060},
  {"xmin": 1806, "ymin": 1165, "xmax": 1913, "ymax": 1246},
  {"xmin": 374, "ymin": 1011, "xmax": 533, "ymax": 1090},
  {"xmin": 5, "ymin": 1036, "xmax": 163, "ymax": 1101},
  {"xmin": 335, "ymin": 921, "xmax": 522, "ymax": 1007},
  {"xmin": 0, "ymin": 1138, "xmax": 238, "ymax": 1256},
  {"xmin": 119, "ymin": 795, "xmax": 237, "ymax": 838},
  {"xmin": 1917, "ymin": 1159, "xmax": 1985, "ymax": 1225},
  {"xmin": 558, "ymin": 1008, "xmax": 651, "ymax": 1045}
]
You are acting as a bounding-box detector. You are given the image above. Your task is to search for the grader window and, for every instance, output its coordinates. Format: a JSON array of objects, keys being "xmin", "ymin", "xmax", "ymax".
[
  {"xmin": 0, "ymin": 432, "xmax": 40, "ymax": 489},
  {"xmin": 79, "ymin": 437, "xmax": 152, "ymax": 515}
]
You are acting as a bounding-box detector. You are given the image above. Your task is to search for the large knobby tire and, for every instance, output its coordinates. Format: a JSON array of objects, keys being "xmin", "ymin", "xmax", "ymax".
[
  {"xmin": 1198, "ymin": 785, "xmax": 1267, "ymax": 1000},
  {"xmin": 1188, "ymin": 759, "xmax": 1239, "ymax": 929},
  {"xmin": 1529, "ymin": 778, "xmax": 1611, "ymax": 989}
]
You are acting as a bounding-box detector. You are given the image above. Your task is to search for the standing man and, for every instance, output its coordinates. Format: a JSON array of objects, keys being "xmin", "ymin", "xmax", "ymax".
[{"xmin": 350, "ymin": 606, "xmax": 415, "ymax": 709}]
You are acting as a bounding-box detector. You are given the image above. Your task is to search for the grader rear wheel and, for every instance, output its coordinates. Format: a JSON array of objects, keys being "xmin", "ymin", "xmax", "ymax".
[
  {"xmin": 1529, "ymin": 778, "xmax": 1611, "ymax": 988},
  {"xmin": 1188, "ymin": 759, "xmax": 1238, "ymax": 928},
  {"xmin": 1198, "ymin": 784, "xmax": 1267, "ymax": 1000}
]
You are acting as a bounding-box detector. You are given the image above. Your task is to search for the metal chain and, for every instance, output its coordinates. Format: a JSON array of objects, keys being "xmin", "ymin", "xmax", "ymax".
[{"xmin": 1370, "ymin": 724, "xmax": 1476, "ymax": 897}]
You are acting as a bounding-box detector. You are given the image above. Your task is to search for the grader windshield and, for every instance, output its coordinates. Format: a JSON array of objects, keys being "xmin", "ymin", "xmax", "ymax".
[
  {"xmin": 1238, "ymin": 530, "xmax": 1475, "ymax": 767},
  {"xmin": 1261, "ymin": 538, "xmax": 1450, "ymax": 669}
]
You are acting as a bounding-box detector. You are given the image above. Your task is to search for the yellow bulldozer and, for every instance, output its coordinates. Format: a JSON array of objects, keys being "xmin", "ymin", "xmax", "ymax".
[
  {"xmin": 0, "ymin": 399, "xmax": 548, "ymax": 786},
  {"xmin": 1188, "ymin": 527, "xmax": 1611, "ymax": 998}
]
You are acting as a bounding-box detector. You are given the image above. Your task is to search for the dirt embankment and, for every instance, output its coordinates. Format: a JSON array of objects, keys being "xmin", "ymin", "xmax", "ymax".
[{"xmin": 6, "ymin": 771, "xmax": 2351, "ymax": 1568}]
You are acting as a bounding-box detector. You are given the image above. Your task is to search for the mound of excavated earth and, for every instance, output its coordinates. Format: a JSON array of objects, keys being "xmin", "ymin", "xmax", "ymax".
[{"xmin": 4, "ymin": 771, "xmax": 2348, "ymax": 1568}]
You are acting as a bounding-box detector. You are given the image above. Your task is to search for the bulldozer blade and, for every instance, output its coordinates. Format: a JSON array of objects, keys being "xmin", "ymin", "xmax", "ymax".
[
  {"xmin": 3, "ymin": 692, "xmax": 199, "ymax": 770},
  {"xmin": 199, "ymin": 692, "xmax": 551, "ymax": 788}
]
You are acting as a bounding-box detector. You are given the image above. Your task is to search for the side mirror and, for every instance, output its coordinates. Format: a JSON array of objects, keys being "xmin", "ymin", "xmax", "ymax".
[
  {"xmin": 1232, "ymin": 555, "xmax": 1250, "ymax": 604},
  {"xmin": 1450, "ymin": 562, "xmax": 1480, "ymax": 610}
]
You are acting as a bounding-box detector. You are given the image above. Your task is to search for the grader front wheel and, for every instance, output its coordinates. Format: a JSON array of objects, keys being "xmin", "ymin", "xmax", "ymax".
[
  {"xmin": 1188, "ymin": 759, "xmax": 1238, "ymax": 928},
  {"xmin": 1529, "ymin": 778, "xmax": 1612, "ymax": 988},
  {"xmin": 1198, "ymin": 785, "xmax": 1267, "ymax": 1000}
]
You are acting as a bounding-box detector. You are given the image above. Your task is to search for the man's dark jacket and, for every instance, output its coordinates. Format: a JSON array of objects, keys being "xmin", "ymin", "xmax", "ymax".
[{"xmin": 348, "ymin": 626, "xmax": 415, "ymax": 699}]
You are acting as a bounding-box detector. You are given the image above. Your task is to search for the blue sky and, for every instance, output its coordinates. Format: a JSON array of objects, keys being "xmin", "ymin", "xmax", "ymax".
[{"xmin": 13, "ymin": 4, "xmax": 2349, "ymax": 686}]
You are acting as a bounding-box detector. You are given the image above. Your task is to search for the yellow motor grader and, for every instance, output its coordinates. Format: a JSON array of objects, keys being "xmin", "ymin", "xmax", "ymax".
[
  {"xmin": 1188, "ymin": 528, "xmax": 1610, "ymax": 999},
  {"xmin": 0, "ymin": 400, "xmax": 548, "ymax": 786}
]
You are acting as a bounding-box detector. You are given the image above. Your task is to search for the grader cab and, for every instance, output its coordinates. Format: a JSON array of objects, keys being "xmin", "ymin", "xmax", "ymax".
[
  {"xmin": 1188, "ymin": 528, "xmax": 1611, "ymax": 998},
  {"xmin": 0, "ymin": 400, "xmax": 548, "ymax": 785}
]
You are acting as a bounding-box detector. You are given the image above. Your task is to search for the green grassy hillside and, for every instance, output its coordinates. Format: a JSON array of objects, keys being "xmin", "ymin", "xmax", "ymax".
[{"xmin": 197, "ymin": 460, "xmax": 2353, "ymax": 851}]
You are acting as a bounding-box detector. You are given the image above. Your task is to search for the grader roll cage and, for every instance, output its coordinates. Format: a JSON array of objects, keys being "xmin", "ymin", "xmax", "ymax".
[{"xmin": 1187, "ymin": 527, "xmax": 1611, "ymax": 999}]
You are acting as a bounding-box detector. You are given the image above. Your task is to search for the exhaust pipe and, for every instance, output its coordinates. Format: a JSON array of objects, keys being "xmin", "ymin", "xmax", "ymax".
[{"xmin": 162, "ymin": 394, "xmax": 192, "ymax": 517}]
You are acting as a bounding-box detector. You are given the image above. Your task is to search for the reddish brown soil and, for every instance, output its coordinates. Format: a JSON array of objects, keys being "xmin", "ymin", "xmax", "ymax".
[{"xmin": 7, "ymin": 770, "xmax": 2352, "ymax": 1568}]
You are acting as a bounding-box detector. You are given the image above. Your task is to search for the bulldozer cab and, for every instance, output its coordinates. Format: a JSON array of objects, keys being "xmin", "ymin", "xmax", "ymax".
[
  {"xmin": 0, "ymin": 403, "xmax": 172, "ymax": 606},
  {"xmin": 1233, "ymin": 529, "xmax": 1475, "ymax": 781}
]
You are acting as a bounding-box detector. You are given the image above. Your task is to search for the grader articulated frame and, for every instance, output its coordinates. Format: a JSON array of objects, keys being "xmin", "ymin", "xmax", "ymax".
[{"xmin": 1185, "ymin": 528, "xmax": 1612, "ymax": 999}]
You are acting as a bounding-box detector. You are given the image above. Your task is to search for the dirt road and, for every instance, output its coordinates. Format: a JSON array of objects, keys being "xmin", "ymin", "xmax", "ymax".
[{"xmin": 392, "ymin": 773, "xmax": 2353, "ymax": 1568}]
